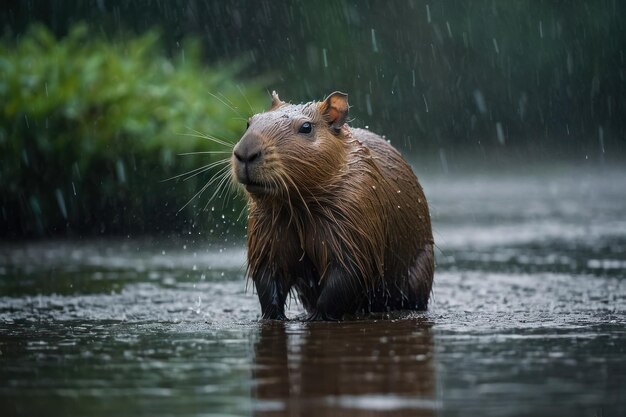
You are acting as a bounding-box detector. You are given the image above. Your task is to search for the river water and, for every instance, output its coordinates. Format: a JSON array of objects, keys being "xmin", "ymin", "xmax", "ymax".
[{"xmin": 1, "ymin": 167, "xmax": 625, "ymax": 416}]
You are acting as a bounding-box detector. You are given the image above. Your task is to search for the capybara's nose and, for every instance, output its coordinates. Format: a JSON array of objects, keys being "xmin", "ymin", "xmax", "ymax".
[{"xmin": 233, "ymin": 135, "xmax": 262, "ymax": 164}]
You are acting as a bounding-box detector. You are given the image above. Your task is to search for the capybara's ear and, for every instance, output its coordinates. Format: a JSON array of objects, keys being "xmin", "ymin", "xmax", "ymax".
[
  {"xmin": 320, "ymin": 91, "xmax": 349, "ymax": 133},
  {"xmin": 269, "ymin": 90, "xmax": 284, "ymax": 110}
]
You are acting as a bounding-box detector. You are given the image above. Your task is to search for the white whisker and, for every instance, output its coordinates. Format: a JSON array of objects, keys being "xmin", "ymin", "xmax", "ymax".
[
  {"xmin": 208, "ymin": 92, "xmax": 245, "ymax": 119},
  {"xmin": 178, "ymin": 151, "xmax": 232, "ymax": 156},
  {"xmin": 237, "ymin": 84, "xmax": 254, "ymax": 113},
  {"xmin": 204, "ymin": 168, "xmax": 234, "ymax": 210},
  {"xmin": 182, "ymin": 159, "xmax": 229, "ymax": 182},
  {"xmin": 177, "ymin": 164, "xmax": 231, "ymax": 213},
  {"xmin": 237, "ymin": 203, "xmax": 248, "ymax": 222},
  {"xmin": 181, "ymin": 127, "xmax": 235, "ymax": 148},
  {"xmin": 161, "ymin": 159, "xmax": 227, "ymax": 182},
  {"xmin": 221, "ymin": 178, "xmax": 237, "ymax": 209}
]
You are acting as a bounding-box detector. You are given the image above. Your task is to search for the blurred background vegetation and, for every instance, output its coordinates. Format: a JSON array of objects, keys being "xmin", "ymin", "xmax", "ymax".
[
  {"xmin": 1, "ymin": 0, "xmax": 624, "ymax": 237},
  {"xmin": 0, "ymin": 22, "xmax": 266, "ymax": 237}
]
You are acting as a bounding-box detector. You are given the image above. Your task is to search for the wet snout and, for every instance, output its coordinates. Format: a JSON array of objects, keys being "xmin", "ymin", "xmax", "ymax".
[{"xmin": 232, "ymin": 133, "xmax": 264, "ymax": 186}]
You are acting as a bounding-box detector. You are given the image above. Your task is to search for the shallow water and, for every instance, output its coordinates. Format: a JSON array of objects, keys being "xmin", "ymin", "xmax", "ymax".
[{"xmin": 1, "ymin": 168, "xmax": 625, "ymax": 416}]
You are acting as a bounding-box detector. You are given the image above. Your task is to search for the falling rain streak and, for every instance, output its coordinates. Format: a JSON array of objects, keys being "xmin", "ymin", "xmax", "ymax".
[
  {"xmin": 55, "ymin": 189, "xmax": 67, "ymax": 219},
  {"xmin": 492, "ymin": 38, "xmax": 500, "ymax": 54},
  {"xmin": 116, "ymin": 160, "xmax": 126, "ymax": 184},
  {"xmin": 370, "ymin": 28, "xmax": 378, "ymax": 53},
  {"xmin": 496, "ymin": 122, "xmax": 505, "ymax": 145},
  {"xmin": 473, "ymin": 89, "xmax": 487, "ymax": 114}
]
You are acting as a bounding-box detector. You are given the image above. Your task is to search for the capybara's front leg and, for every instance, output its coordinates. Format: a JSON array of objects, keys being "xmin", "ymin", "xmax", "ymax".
[
  {"xmin": 254, "ymin": 268, "xmax": 289, "ymax": 320},
  {"xmin": 308, "ymin": 266, "xmax": 362, "ymax": 321}
]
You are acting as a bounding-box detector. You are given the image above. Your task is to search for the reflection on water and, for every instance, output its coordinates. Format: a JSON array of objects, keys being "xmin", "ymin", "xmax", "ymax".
[
  {"xmin": 1, "ymin": 168, "xmax": 625, "ymax": 416},
  {"xmin": 252, "ymin": 320, "xmax": 435, "ymax": 417}
]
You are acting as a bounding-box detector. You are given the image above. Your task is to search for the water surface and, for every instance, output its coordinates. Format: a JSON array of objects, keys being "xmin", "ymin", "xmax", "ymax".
[{"xmin": 1, "ymin": 168, "xmax": 625, "ymax": 416}]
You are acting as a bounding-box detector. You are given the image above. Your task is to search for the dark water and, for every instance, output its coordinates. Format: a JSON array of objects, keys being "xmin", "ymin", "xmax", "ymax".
[{"xmin": 1, "ymin": 168, "xmax": 625, "ymax": 417}]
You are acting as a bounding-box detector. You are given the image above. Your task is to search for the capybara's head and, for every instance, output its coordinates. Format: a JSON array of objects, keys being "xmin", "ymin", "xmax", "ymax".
[{"xmin": 232, "ymin": 91, "xmax": 349, "ymax": 199}]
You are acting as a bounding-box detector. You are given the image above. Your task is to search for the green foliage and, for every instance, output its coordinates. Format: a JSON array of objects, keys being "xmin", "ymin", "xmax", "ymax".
[{"xmin": 0, "ymin": 25, "xmax": 266, "ymax": 236}]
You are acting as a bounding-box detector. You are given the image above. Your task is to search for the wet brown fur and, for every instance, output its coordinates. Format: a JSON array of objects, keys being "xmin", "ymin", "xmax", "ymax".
[{"xmin": 232, "ymin": 92, "xmax": 434, "ymax": 320}]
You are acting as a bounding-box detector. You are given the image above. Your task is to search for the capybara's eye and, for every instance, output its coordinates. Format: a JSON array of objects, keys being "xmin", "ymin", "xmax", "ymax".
[{"xmin": 298, "ymin": 122, "xmax": 312, "ymax": 134}]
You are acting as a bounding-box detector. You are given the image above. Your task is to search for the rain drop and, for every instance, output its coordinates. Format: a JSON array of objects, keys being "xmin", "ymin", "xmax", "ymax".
[
  {"xmin": 55, "ymin": 189, "xmax": 67, "ymax": 219},
  {"xmin": 370, "ymin": 29, "xmax": 379, "ymax": 53},
  {"xmin": 473, "ymin": 90, "xmax": 487, "ymax": 114},
  {"xmin": 496, "ymin": 122, "xmax": 505, "ymax": 145},
  {"xmin": 439, "ymin": 148, "xmax": 449, "ymax": 174},
  {"xmin": 492, "ymin": 38, "xmax": 499, "ymax": 54},
  {"xmin": 115, "ymin": 159, "xmax": 126, "ymax": 184}
]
